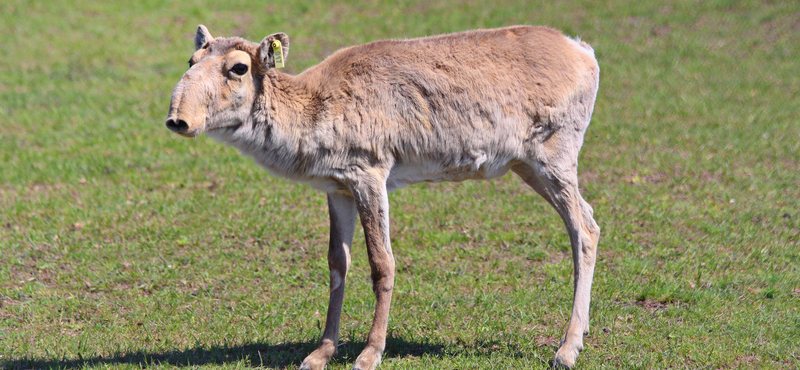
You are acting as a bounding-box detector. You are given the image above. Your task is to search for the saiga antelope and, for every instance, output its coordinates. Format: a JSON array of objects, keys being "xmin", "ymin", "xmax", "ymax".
[{"xmin": 165, "ymin": 25, "xmax": 600, "ymax": 369}]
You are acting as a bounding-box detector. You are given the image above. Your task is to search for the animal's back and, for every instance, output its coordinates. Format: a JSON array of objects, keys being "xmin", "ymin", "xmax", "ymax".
[{"xmin": 310, "ymin": 26, "xmax": 598, "ymax": 120}]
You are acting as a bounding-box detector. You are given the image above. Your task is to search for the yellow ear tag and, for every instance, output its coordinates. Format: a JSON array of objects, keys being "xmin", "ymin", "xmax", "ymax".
[{"xmin": 271, "ymin": 40, "xmax": 285, "ymax": 69}]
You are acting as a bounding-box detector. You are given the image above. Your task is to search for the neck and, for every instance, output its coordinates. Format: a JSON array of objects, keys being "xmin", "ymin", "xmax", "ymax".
[
  {"xmin": 207, "ymin": 69, "xmax": 328, "ymax": 181},
  {"xmin": 260, "ymin": 70, "xmax": 317, "ymax": 129}
]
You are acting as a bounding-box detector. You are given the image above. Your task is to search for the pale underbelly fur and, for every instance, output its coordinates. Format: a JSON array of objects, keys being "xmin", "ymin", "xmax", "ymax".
[{"xmin": 305, "ymin": 157, "xmax": 515, "ymax": 194}]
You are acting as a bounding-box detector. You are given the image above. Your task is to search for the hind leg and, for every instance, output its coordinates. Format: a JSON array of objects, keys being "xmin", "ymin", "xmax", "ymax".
[{"xmin": 512, "ymin": 161, "xmax": 600, "ymax": 369}]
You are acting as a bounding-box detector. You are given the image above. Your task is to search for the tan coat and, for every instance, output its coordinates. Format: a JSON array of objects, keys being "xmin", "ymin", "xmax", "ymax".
[{"xmin": 167, "ymin": 25, "xmax": 600, "ymax": 370}]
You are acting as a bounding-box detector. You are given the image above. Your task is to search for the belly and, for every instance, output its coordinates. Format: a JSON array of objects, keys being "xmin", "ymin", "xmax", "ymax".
[{"xmin": 386, "ymin": 159, "xmax": 513, "ymax": 192}]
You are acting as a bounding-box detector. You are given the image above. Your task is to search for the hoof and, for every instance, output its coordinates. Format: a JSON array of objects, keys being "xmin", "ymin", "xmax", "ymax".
[
  {"xmin": 299, "ymin": 358, "xmax": 326, "ymax": 370},
  {"xmin": 552, "ymin": 340, "xmax": 583, "ymax": 369},
  {"xmin": 300, "ymin": 346, "xmax": 333, "ymax": 370},
  {"xmin": 352, "ymin": 346, "xmax": 382, "ymax": 370},
  {"xmin": 551, "ymin": 355, "xmax": 575, "ymax": 369}
]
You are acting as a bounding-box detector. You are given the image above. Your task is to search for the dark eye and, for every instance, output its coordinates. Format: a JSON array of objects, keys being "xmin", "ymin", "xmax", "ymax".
[{"xmin": 231, "ymin": 63, "xmax": 248, "ymax": 76}]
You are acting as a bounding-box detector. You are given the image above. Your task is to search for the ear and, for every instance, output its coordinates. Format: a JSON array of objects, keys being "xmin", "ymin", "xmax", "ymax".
[
  {"xmin": 258, "ymin": 33, "xmax": 290, "ymax": 71},
  {"xmin": 195, "ymin": 25, "xmax": 214, "ymax": 50}
]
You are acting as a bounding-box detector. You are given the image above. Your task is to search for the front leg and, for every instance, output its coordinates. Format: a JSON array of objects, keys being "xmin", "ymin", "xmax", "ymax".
[
  {"xmin": 349, "ymin": 171, "xmax": 395, "ymax": 370},
  {"xmin": 300, "ymin": 192, "xmax": 358, "ymax": 370}
]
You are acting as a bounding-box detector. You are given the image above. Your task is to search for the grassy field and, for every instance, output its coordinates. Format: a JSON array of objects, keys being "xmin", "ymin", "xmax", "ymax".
[{"xmin": 1, "ymin": 0, "xmax": 799, "ymax": 369}]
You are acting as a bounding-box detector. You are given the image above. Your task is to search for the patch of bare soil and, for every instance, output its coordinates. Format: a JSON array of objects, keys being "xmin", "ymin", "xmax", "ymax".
[
  {"xmin": 622, "ymin": 170, "xmax": 670, "ymax": 185},
  {"xmin": 613, "ymin": 298, "xmax": 685, "ymax": 314},
  {"xmin": 732, "ymin": 355, "xmax": 760, "ymax": 368},
  {"xmin": 634, "ymin": 298, "xmax": 684, "ymax": 313},
  {"xmin": 535, "ymin": 336, "xmax": 559, "ymax": 347}
]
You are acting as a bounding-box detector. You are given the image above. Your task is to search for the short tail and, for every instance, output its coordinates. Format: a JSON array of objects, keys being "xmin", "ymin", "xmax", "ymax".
[{"xmin": 567, "ymin": 36, "xmax": 596, "ymax": 58}]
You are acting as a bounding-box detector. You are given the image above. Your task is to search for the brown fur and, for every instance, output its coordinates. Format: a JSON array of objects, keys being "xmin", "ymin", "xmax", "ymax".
[{"xmin": 166, "ymin": 25, "xmax": 600, "ymax": 370}]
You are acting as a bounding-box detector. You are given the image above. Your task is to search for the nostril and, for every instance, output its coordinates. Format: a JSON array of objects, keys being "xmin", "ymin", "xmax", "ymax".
[{"xmin": 166, "ymin": 119, "xmax": 189, "ymax": 133}]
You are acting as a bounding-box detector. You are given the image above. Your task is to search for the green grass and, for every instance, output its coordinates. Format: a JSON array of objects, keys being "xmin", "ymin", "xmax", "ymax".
[{"xmin": 1, "ymin": 0, "xmax": 799, "ymax": 369}]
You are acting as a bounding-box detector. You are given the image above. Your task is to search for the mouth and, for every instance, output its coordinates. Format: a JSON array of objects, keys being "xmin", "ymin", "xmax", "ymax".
[
  {"xmin": 207, "ymin": 121, "xmax": 244, "ymax": 134},
  {"xmin": 176, "ymin": 130, "xmax": 200, "ymax": 138}
]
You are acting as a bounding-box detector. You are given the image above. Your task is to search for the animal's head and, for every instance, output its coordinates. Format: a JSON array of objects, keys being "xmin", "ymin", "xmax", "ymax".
[{"xmin": 165, "ymin": 25, "xmax": 289, "ymax": 137}]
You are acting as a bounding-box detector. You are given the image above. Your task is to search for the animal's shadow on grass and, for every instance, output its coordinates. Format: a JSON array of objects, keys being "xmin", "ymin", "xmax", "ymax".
[{"xmin": 2, "ymin": 337, "xmax": 546, "ymax": 369}]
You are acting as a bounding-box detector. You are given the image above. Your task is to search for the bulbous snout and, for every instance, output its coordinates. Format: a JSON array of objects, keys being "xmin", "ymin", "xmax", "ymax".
[
  {"xmin": 166, "ymin": 65, "xmax": 213, "ymax": 138},
  {"xmin": 165, "ymin": 82, "xmax": 206, "ymax": 138}
]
